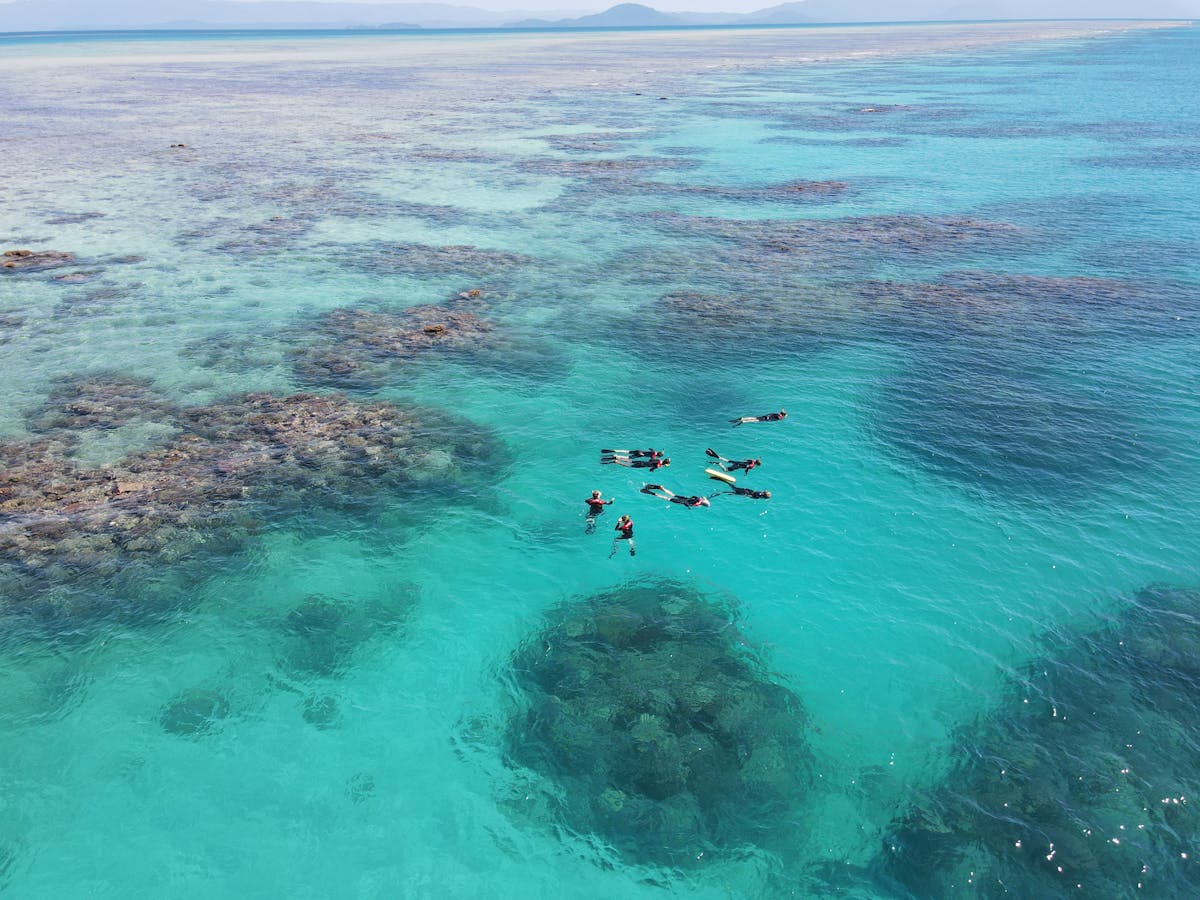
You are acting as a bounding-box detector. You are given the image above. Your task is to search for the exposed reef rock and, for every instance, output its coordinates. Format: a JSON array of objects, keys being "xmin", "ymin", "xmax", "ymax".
[
  {"xmin": 882, "ymin": 586, "xmax": 1200, "ymax": 898},
  {"xmin": 0, "ymin": 389, "xmax": 505, "ymax": 583},
  {"xmin": 504, "ymin": 578, "xmax": 812, "ymax": 868},
  {"xmin": 2, "ymin": 249, "xmax": 76, "ymax": 272}
]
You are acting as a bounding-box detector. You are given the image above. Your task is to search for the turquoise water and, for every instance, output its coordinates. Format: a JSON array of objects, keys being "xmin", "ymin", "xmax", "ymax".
[{"xmin": 1, "ymin": 22, "xmax": 1198, "ymax": 898}]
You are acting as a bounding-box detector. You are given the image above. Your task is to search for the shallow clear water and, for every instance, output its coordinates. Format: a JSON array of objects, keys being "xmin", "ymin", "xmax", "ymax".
[{"xmin": 1, "ymin": 21, "xmax": 1198, "ymax": 898}]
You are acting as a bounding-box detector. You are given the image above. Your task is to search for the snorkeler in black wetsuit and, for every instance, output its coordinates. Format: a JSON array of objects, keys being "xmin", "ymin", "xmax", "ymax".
[
  {"xmin": 601, "ymin": 448, "xmax": 661, "ymax": 458},
  {"xmin": 719, "ymin": 486, "xmax": 771, "ymax": 500},
  {"xmin": 730, "ymin": 410, "xmax": 787, "ymax": 427},
  {"xmin": 705, "ymin": 448, "xmax": 762, "ymax": 474},
  {"xmin": 640, "ymin": 484, "xmax": 711, "ymax": 507},
  {"xmin": 602, "ymin": 455, "xmax": 670, "ymax": 471}
]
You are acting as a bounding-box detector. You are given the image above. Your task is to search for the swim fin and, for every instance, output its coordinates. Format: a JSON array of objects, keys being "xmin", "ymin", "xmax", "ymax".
[{"xmin": 705, "ymin": 448, "xmax": 719, "ymax": 458}]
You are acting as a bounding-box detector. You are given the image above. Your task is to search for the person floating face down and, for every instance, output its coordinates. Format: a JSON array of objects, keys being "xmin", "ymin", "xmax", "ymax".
[
  {"xmin": 601, "ymin": 448, "xmax": 660, "ymax": 459},
  {"xmin": 722, "ymin": 485, "xmax": 771, "ymax": 500},
  {"xmin": 706, "ymin": 448, "xmax": 763, "ymax": 474},
  {"xmin": 601, "ymin": 453, "xmax": 670, "ymax": 472},
  {"xmin": 584, "ymin": 489, "xmax": 613, "ymax": 533},
  {"xmin": 609, "ymin": 514, "xmax": 635, "ymax": 557},
  {"xmin": 730, "ymin": 410, "xmax": 786, "ymax": 427},
  {"xmin": 640, "ymin": 483, "xmax": 711, "ymax": 508}
]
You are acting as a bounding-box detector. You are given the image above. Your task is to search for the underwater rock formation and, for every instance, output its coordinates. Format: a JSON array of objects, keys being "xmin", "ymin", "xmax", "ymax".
[
  {"xmin": 653, "ymin": 212, "xmax": 1027, "ymax": 263},
  {"xmin": 863, "ymin": 271, "xmax": 1182, "ymax": 502},
  {"xmin": 859, "ymin": 270, "xmax": 1197, "ymax": 338},
  {"xmin": 279, "ymin": 588, "xmax": 416, "ymax": 681},
  {"xmin": 352, "ymin": 241, "xmax": 534, "ymax": 280},
  {"xmin": 621, "ymin": 288, "xmax": 844, "ymax": 363},
  {"xmin": 28, "ymin": 374, "xmax": 181, "ymax": 437},
  {"xmin": 504, "ymin": 578, "xmax": 812, "ymax": 868},
  {"xmin": 882, "ymin": 586, "xmax": 1200, "ymax": 898},
  {"xmin": 292, "ymin": 303, "xmax": 565, "ymax": 389},
  {"xmin": 0, "ymin": 389, "xmax": 505, "ymax": 585},
  {"xmin": 159, "ymin": 687, "xmax": 231, "ymax": 737}
]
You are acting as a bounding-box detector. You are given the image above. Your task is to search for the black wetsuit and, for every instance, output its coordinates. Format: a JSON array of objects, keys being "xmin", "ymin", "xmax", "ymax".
[{"xmin": 731, "ymin": 486, "xmax": 770, "ymax": 499}]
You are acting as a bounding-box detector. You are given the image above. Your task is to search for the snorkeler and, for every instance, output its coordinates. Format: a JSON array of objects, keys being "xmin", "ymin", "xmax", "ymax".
[
  {"xmin": 584, "ymin": 489, "xmax": 613, "ymax": 534},
  {"xmin": 640, "ymin": 484, "xmax": 711, "ymax": 508},
  {"xmin": 730, "ymin": 410, "xmax": 787, "ymax": 426},
  {"xmin": 705, "ymin": 448, "xmax": 762, "ymax": 474},
  {"xmin": 602, "ymin": 454, "xmax": 670, "ymax": 472},
  {"xmin": 609, "ymin": 514, "xmax": 635, "ymax": 557},
  {"xmin": 600, "ymin": 448, "xmax": 662, "ymax": 459},
  {"xmin": 585, "ymin": 490, "xmax": 613, "ymax": 533},
  {"xmin": 719, "ymin": 485, "xmax": 771, "ymax": 500}
]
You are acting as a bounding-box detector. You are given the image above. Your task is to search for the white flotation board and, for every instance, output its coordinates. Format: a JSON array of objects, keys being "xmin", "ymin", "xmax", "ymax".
[{"xmin": 705, "ymin": 468, "xmax": 736, "ymax": 484}]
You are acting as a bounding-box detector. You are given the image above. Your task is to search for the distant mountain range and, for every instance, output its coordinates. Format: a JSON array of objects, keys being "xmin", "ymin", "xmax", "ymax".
[
  {"xmin": 513, "ymin": 0, "xmax": 1198, "ymax": 27},
  {"xmin": 0, "ymin": 0, "xmax": 1195, "ymax": 32}
]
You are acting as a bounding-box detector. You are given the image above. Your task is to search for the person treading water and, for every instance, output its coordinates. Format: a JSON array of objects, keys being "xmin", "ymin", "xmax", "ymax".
[
  {"xmin": 609, "ymin": 514, "xmax": 635, "ymax": 557},
  {"xmin": 584, "ymin": 489, "xmax": 613, "ymax": 534}
]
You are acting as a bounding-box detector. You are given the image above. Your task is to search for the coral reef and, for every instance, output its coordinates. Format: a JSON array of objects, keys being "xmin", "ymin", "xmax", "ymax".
[
  {"xmin": 279, "ymin": 588, "xmax": 416, "ymax": 680},
  {"xmin": 0, "ymin": 387, "xmax": 505, "ymax": 586},
  {"xmin": 292, "ymin": 303, "xmax": 565, "ymax": 389},
  {"xmin": 504, "ymin": 578, "xmax": 812, "ymax": 868},
  {"xmin": 882, "ymin": 586, "xmax": 1200, "ymax": 898},
  {"xmin": 28, "ymin": 374, "xmax": 180, "ymax": 436},
  {"xmin": 352, "ymin": 242, "xmax": 534, "ymax": 279},
  {"xmin": 862, "ymin": 271, "xmax": 1184, "ymax": 501}
]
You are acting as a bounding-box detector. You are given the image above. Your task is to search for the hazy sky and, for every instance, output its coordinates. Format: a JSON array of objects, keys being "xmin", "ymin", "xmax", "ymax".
[{"xmin": 1, "ymin": 0, "xmax": 1196, "ymax": 18}]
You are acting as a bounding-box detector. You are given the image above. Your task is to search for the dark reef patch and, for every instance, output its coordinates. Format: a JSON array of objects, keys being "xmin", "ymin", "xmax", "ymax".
[
  {"xmin": 518, "ymin": 157, "xmax": 700, "ymax": 179},
  {"xmin": 882, "ymin": 586, "xmax": 1200, "ymax": 898},
  {"xmin": 279, "ymin": 587, "xmax": 415, "ymax": 681},
  {"xmin": 653, "ymin": 212, "xmax": 1027, "ymax": 261},
  {"xmin": 348, "ymin": 241, "xmax": 535, "ymax": 281},
  {"xmin": 863, "ymin": 270, "xmax": 1185, "ymax": 502},
  {"xmin": 870, "ymin": 347, "xmax": 1152, "ymax": 503},
  {"xmin": 587, "ymin": 177, "xmax": 852, "ymax": 206},
  {"xmin": 859, "ymin": 270, "xmax": 1198, "ymax": 338},
  {"xmin": 159, "ymin": 687, "xmax": 231, "ymax": 737},
  {"xmin": 292, "ymin": 302, "xmax": 566, "ymax": 389},
  {"xmin": 619, "ymin": 287, "xmax": 849, "ymax": 364},
  {"xmin": 622, "ymin": 213, "xmax": 1032, "ymax": 289},
  {"xmin": 503, "ymin": 577, "xmax": 812, "ymax": 868},
  {"xmin": 43, "ymin": 212, "xmax": 106, "ymax": 226}
]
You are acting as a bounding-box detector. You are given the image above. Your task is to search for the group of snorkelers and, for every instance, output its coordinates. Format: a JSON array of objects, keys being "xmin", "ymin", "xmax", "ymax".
[{"xmin": 588, "ymin": 409, "xmax": 785, "ymax": 556}]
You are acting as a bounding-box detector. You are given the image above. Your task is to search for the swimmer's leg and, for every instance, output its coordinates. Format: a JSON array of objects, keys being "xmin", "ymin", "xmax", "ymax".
[{"xmin": 629, "ymin": 538, "xmax": 636, "ymax": 557}]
